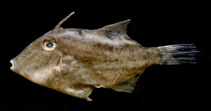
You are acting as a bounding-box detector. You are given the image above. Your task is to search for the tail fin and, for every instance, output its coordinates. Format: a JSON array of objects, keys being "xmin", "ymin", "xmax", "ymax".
[{"xmin": 157, "ymin": 44, "xmax": 199, "ymax": 65}]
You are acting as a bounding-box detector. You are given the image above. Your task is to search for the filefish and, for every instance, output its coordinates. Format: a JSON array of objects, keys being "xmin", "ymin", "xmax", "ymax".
[{"xmin": 10, "ymin": 12, "xmax": 198, "ymax": 101}]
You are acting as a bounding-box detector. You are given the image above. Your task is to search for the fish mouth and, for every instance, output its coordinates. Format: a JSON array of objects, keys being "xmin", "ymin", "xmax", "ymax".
[
  {"xmin": 10, "ymin": 59, "xmax": 28, "ymax": 78},
  {"xmin": 10, "ymin": 59, "xmax": 16, "ymax": 71}
]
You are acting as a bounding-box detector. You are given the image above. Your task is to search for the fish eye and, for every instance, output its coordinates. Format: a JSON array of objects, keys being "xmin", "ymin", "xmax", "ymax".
[
  {"xmin": 42, "ymin": 39, "xmax": 57, "ymax": 51},
  {"xmin": 46, "ymin": 42, "xmax": 53, "ymax": 48}
]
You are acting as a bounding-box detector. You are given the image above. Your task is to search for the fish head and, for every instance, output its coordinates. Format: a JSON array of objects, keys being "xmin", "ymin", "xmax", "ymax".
[{"xmin": 10, "ymin": 30, "xmax": 63, "ymax": 84}]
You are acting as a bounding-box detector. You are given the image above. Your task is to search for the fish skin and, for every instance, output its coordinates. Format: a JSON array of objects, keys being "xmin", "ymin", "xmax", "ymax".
[{"xmin": 10, "ymin": 12, "xmax": 197, "ymax": 101}]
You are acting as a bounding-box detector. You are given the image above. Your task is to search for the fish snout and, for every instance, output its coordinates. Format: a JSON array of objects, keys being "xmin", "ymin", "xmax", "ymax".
[{"xmin": 10, "ymin": 58, "xmax": 31, "ymax": 78}]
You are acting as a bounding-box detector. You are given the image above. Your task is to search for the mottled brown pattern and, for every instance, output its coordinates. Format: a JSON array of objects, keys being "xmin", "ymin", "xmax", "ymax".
[{"xmin": 10, "ymin": 12, "xmax": 198, "ymax": 101}]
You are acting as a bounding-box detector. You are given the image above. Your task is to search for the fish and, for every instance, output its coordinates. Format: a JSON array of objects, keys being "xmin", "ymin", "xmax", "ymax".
[{"xmin": 10, "ymin": 12, "xmax": 199, "ymax": 101}]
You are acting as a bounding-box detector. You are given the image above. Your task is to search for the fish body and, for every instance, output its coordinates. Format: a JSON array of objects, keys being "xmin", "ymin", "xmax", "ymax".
[{"xmin": 10, "ymin": 12, "xmax": 198, "ymax": 101}]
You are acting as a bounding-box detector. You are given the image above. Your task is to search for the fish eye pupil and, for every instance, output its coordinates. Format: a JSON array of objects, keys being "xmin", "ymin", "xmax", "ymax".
[{"xmin": 46, "ymin": 42, "xmax": 53, "ymax": 48}]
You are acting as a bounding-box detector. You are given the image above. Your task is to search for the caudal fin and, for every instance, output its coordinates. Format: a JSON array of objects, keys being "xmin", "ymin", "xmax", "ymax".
[{"xmin": 158, "ymin": 44, "xmax": 199, "ymax": 65}]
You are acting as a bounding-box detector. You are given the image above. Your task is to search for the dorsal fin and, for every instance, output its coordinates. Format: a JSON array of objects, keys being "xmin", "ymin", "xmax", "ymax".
[
  {"xmin": 98, "ymin": 19, "xmax": 131, "ymax": 34},
  {"xmin": 54, "ymin": 11, "xmax": 75, "ymax": 30}
]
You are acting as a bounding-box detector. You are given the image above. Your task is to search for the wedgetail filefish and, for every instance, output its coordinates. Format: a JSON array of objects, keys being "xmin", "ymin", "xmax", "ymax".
[{"xmin": 10, "ymin": 12, "xmax": 199, "ymax": 101}]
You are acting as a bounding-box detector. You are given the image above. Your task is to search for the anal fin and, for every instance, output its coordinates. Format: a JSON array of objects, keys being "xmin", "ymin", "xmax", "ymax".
[{"xmin": 111, "ymin": 74, "xmax": 141, "ymax": 93}]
